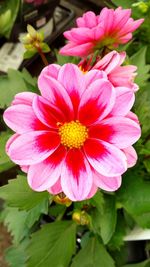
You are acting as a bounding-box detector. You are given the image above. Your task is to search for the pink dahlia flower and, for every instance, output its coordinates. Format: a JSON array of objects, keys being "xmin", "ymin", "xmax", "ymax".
[
  {"xmin": 3, "ymin": 64, "xmax": 141, "ymax": 201},
  {"xmin": 93, "ymin": 50, "xmax": 138, "ymax": 91},
  {"xmin": 59, "ymin": 7, "xmax": 144, "ymax": 57}
]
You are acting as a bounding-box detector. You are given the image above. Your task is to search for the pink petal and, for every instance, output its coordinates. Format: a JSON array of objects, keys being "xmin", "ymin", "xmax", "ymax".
[
  {"xmin": 48, "ymin": 179, "xmax": 62, "ymax": 195},
  {"xmin": 93, "ymin": 51, "xmax": 121, "ymax": 73},
  {"xmin": 122, "ymin": 146, "xmax": 137, "ymax": 168},
  {"xmin": 126, "ymin": 111, "xmax": 139, "ymax": 124},
  {"xmin": 38, "ymin": 73, "xmax": 74, "ymax": 120},
  {"xmin": 6, "ymin": 133, "xmax": 19, "ymax": 153},
  {"xmin": 84, "ymin": 70, "xmax": 107, "ymax": 88},
  {"xmin": 61, "ymin": 149, "xmax": 93, "ymax": 201},
  {"xmin": 128, "ymin": 18, "xmax": 144, "ymax": 32},
  {"xmin": 132, "ymin": 83, "xmax": 139, "ymax": 92},
  {"xmin": 118, "ymin": 33, "xmax": 132, "ymax": 43},
  {"xmin": 118, "ymin": 51, "xmax": 127, "ymax": 65},
  {"xmin": 40, "ymin": 64, "xmax": 61, "ymax": 79},
  {"xmin": 59, "ymin": 42, "xmax": 93, "ymax": 57},
  {"xmin": 12, "ymin": 92, "xmax": 36, "ymax": 106},
  {"xmin": 84, "ymin": 138, "xmax": 127, "ymax": 177},
  {"xmin": 113, "ymin": 8, "xmax": 131, "ymax": 30},
  {"xmin": 7, "ymin": 131, "xmax": 60, "ymax": 165},
  {"xmin": 33, "ymin": 96, "xmax": 65, "ymax": 129},
  {"xmin": 98, "ymin": 7, "xmax": 110, "ymax": 23},
  {"xmin": 87, "ymin": 183, "xmax": 98, "ymax": 199},
  {"xmin": 109, "ymin": 87, "xmax": 135, "ymax": 117},
  {"xmin": 76, "ymin": 11, "xmax": 98, "ymax": 28},
  {"xmin": 28, "ymin": 145, "xmax": 66, "ymax": 191},
  {"xmin": 78, "ymin": 79, "xmax": 115, "ymax": 125},
  {"xmin": 109, "ymin": 65, "xmax": 137, "ymax": 89},
  {"xmin": 4, "ymin": 104, "xmax": 47, "ymax": 134},
  {"xmin": 103, "ymin": 9, "xmax": 115, "ymax": 34},
  {"xmin": 82, "ymin": 11, "xmax": 98, "ymax": 28},
  {"xmin": 93, "ymin": 169, "xmax": 122, "ymax": 191},
  {"xmin": 64, "ymin": 28, "xmax": 93, "ymax": 44},
  {"xmin": 58, "ymin": 64, "xmax": 85, "ymax": 115},
  {"xmin": 89, "ymin": 117, "xmax": 141, "ymax": 149},
  {"xmin": 99, "ymin": 8, "xmax": 129, "ymax": 34},
  {"xmin": 20, "ymin": 165, "xmax": 29, "ymax": 173},
  {"xmin": 76, "ymin": 17, "xmax": 86, "ymax": 27},
  {"xmin": 92, "ymin": 26, "xmax": 105, "ymax": 41},
  {"xmin": 120, "ymin": 18, "xmax": 144, "ymax": 35}
]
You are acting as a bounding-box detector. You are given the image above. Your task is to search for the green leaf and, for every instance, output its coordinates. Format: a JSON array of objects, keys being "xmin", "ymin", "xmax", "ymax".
[
  {"xmin": 5, "ymin": 239, "xmax": 28, "ymax": 267},
  {"xmin": 90, "ymin": 190, "xmax": 104, "ymax": 212},
  {"xmin": 121, "ymin": 259, "xmax": 150, "ymax": 267},
  {"xmin": 21, "ymin": 68, "xmax": 39, "ymax": 93},
  {"xmin": 55, "ymin": 50, "xmax": 80, "ymax": 65},
  {"xmin": 108, "ymin": 211, "xmax": 126, "ymax": 250},
  {"xmin": 80, "ymin": 232, "xmax": 91, "ymax": 248},
  {"xmin": 3, "ymin": 201, "xmax": 47, "ymax": 245},
  {"xmin": 0, "ymin": 131, "xmax": 15, "ymax": 173},
  {"xmin": 49, "ymin": 204, "xmax": 66, "ymax": 218},
  {"xmin": 0, "ymin": 175, "xmax": 50, "ymax": 210},
  {"xmin": 22, "ymin": 68, "xmax": 37, "ymax": 88},
  {"xmin": 133, "ymin": 212, "xmax": 150, "ymax": 228},
  {"xmin": 0, "ymin": 70, "xmax": 27, "ymax": 108},
  {"xmin": 140, "ymin": 140, "xmax": 150, "ymax": 155},
  {"xmin": 0, "ymin": 0, "xmax": 20, "ymax": 38},
  {"xmin": 130, "ymin": 47, "xmax": 150, "ymax": 87},
  {"xmin": 89, "ymin": 191, "xmax": 104, "ymax": 235},
  {"xmin": 25, "ymin": 199, "xmax": 48, "ymax": 228},
  {"xmin": 110, "ymin": 0, "xmax": 133, "ymax": 8},
  {"xmin": 26, "ymin": 221, "xmax": 76, "ymax": 267},
  {"xmin": 41, "ymin": 43, "xmax": 51, "ymax": 53},
  {"xmin": 117, "ymin": 168, "xmax": 150, "ymax": 228},
  {"xmin": 0, "ymin": 10, "xmax": 11, "ymax": 36},
  {"xmin": 90, "ymin": 193, "xmax": 116, "ymax": 244},
  {"xmin": 143, "ymin": 159, "xmax": 150, "ymax": 173},
  {"xmin": 100, "ymin": 195, "xmax": 117, "ymax": 244},
  {"xmin": 3, "ymin": 207, "xmax": 30, "ymax": 245},
  {"xmin": 23, "ymin": 50, "xmax": 37, "ymax": 59},
  {"xmin": 134, "ymin": 83, "xmax": 150, "ymax": 136},
  {"xmin": 0, "ymin": 68, "xmax": 37, "ymax": 108},
  {"xmin": 71, "ymin": 237, "xmax": 115, "ymax": 267}
]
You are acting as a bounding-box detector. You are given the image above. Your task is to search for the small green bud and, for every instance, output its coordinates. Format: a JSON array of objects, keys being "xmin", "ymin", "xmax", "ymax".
[
  {"xmin": 53, "ymin": 193, "xmax": 72, "ymax": 207},
  {"xmin": 72, "ymin": 210, "xmax": 90, "ymax": 225},
  {"xmin": 27, "ymin": 24, "xmax": 37, "ymax": 39},
  {"xmin": 20, "ymin": 24, "xmax": 50, "ymax": 54}
]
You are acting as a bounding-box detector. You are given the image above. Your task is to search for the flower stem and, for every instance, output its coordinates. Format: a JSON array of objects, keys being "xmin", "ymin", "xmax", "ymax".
[
  {"xmin": 38, "ymin": 48, "xmax": 49, "ymax": 66},
  {"xmin": 34, "ymin": 43, "xmax": 49, "ymax": 66},
  {"xmin": 56, "ymin": 207, "xmax": 67, "ymax": 221}
]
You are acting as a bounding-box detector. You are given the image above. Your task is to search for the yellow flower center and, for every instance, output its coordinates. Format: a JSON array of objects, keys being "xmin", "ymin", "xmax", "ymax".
[
  {"xmin": 79, "ymin": 66, "xmax": 88, "ymax": 74},
  {"xmin": 58, "ymin": 120, "xmax": 88, "ymax": 149}
]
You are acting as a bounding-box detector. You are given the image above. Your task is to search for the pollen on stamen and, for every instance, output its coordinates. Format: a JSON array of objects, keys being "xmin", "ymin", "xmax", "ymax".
[
  {"xmin": 58, "ymin": 120, "xmax": 88, "ymax": 149},
  {"xmin": 79, "ymin": 66, "xmax": 88, "ymax": 74}
]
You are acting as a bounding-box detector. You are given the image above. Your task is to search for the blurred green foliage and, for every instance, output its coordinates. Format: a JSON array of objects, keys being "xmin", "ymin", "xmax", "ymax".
[{"xmin": 0, "ymin": 1, "xmax": 150, "ymax": 267}]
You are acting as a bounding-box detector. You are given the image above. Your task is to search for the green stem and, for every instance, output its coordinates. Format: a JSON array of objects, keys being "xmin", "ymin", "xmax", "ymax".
[
  {"xmin": 35, "ymin": 44, "xmax": 49, "ymax": 66},
  {"xmin": 38, "ymin": 48, "xmax": 49, "ymax": 66},
  {"xmin": 56, "ymin": 207, "xmax": 67, "ymax": 221}
]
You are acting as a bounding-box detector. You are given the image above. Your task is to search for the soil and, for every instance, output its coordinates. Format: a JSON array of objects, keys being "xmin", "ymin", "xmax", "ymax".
[{"xmin": 0, "ymin": 223, "xmax": 11, "ymax": 267}]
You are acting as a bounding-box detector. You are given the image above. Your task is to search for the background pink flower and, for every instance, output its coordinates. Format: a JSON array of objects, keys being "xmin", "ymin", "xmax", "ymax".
[
  {"xmin": 3, "ymin": 63, "xmax": 141, "ymax": 201},
  {"xmin": 93, "ymin": 50, "xmax": 139, "ymax": 91},
  {"xmin": 59, "ymin": 7, "xmax": 144, "ymax": 57}
]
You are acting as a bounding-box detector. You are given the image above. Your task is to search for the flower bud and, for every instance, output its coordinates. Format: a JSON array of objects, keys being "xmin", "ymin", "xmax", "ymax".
[
  {"xmin": 20, "ymin": 25, "xmax": 46, "ymax": 50},
  {"xmin": 72, "ymin": 210, "xmax": 90, "ymax": 225},
  {"xmin": 53, "ymin": 193, "xmax": 72, "ymax": 207},
  {"xmin": 27, "ymin": 24, "xmax": 37, "ymax": 39}
]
